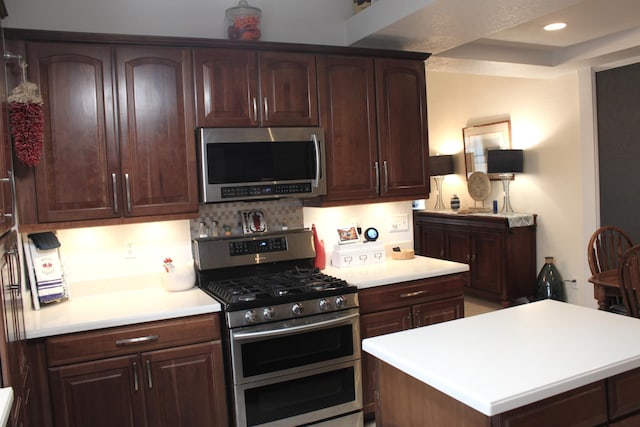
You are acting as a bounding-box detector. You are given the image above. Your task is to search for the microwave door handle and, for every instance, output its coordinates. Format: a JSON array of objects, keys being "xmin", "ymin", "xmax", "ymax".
[{"xmin": 312, "ymin": 134, "xmax": 320, "ymax": 188}]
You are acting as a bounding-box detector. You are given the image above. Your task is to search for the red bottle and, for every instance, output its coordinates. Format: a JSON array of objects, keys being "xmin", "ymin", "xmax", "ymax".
[{"xmin": 311, "ymin": 224, "xmax": 326, "ymax": 269}]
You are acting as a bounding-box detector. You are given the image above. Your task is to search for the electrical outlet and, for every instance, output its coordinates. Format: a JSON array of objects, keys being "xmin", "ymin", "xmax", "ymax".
[
  {"xmin": 124, "ymin": 241, "xmax": 137, "ymax": 259},
  {"xmin": 389, "ymin": 214, "xmax": 409, "ymax": 232}
]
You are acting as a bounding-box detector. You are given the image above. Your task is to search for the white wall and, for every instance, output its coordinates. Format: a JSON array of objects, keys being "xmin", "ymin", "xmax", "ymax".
[
  {"xmin": 54, "ymin": 220, "xmax": 193, "ymax": 284},
  {"xmin": 3, "ymin": 0, "xmax": 353, "ymax": 46},
  {"xmin": 424, "ymin": 70, "xmax": 593, "ymax": 306}
]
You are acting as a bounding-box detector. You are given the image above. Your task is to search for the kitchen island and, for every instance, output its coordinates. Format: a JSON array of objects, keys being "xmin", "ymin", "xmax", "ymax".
[{"xmin": 362, "ymin": 299, "xmax": 640, "ymax": 426}]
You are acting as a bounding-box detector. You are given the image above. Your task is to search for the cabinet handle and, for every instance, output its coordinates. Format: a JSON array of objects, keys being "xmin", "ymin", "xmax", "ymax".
[
  {"xmin": 111, "ymin": 173, "xmax": 118, "ymax": 214},
  {"xmin": 1, "ymin": 171, "xmax": 14, "ymax": 218},
  {"xmin": 124, "ymin": 173, "xmax": 132, "ymax": 213},
  {"xmin": 383, "ymin": 160, "xmax": 389, "ymax": 193},
  {"xmin": 146, "ymin": 359, "xmax": 153, "ymax": 389},
  {"xmin": 400, "ymin": 290, "xmax": 427, "ymax": 298},
  {"xmin": 415, "ymin": 310, "xmax": 421, "ymax": 327},
  {"xmin": 263, "ymin": 97, "xmax": 269, "ymax": 122},
  {"xmin": 251, "ymin": 97, "xmax": 257, "ymax": 122},
  {"xmin": 115, "ymin": 335, "xmax": 159, "ymax": 347},
  {"xmin": 132, "ymin": 361, "xmax": 139, "ymax": 391},
  {"xmin": 374, "ymin": 162, "xmax": 380, "ymax": 194}
]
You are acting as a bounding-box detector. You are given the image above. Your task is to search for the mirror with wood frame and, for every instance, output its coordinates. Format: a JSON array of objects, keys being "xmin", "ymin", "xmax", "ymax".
[{"xmin": 462, "ymin": 120, "xmax": 511, "ymax": 180}]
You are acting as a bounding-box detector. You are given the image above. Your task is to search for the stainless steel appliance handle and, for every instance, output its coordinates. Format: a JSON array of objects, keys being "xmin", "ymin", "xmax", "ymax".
[
  {"xmin": 263, "ymin": 97, "xmax": 269, "ymax": 122},
  {"xmin": 232, "ymin": 311, "xmax": 359, "ymax": 341},
  {"xmin": 124, "ymin": 173, "xmax": 132, "ymax": 213},
  {"xmin": 115, "ymin": 335, "xmax": 159, "ymax": 346},
  {"xmin": 111, "ymin": 173, "xmax": 118, "ymax": 214},
  {"xmin": 383, "ymin": 160, "xmax": 389, "ymax": 193},
  {"xmin": 374, "ymin": 162, "xmax": 380, "ymax": 194},
  {"xmin": 312, "ymin": 133, "xmax": 321, "ymax": 188}
]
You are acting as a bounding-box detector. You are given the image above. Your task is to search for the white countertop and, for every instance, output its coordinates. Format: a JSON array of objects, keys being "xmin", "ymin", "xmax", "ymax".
[
  {"xmin": 324, "ymin": 255, "xmax": 469, "ymax": 289},
  {"xmin": 24, "ymin": 256, "xmax": 465, "ymax": 339},
  {"xmin": 0, "ymin": 388, "xmax": 12, "ymax": 427},
  {"xmin": 24, "ymin": 279, "xmax": 221, "ymax": 339},
  {"xmin": 362, "ymin": 299, "xmax": 640, "ymax": 416}
]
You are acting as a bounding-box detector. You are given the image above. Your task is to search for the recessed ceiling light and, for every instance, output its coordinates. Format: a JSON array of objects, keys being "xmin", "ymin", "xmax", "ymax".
[{"xmin": 543, "ymin": 22, "xmax": 567, "ymax": 31}]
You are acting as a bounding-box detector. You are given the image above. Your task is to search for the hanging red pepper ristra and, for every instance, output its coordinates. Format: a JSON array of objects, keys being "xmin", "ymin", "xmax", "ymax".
[{"xmin": 8, "ymin": 61, "xmax": 44, "ymax": 167}]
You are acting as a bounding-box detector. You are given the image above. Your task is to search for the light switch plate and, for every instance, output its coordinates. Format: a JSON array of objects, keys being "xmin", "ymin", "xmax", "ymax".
[{"xmin": 389, "ymin": 214, "xmax": 409, "ymax": 232}]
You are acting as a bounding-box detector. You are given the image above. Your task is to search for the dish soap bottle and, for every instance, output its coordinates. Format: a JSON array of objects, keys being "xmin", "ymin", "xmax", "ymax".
[{"xmin": 311, "ymin": 224, "xmax": 326, "ymax": 270}]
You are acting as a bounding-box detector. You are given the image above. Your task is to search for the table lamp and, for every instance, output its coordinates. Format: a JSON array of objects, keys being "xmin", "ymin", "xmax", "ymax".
[
  {"xmin": 487, "ymin": 149, "xmax": 523, "ymax": 213},
  {"xmin": 429, "ymin": 155, "xmax": 455, "ymax": 210}
]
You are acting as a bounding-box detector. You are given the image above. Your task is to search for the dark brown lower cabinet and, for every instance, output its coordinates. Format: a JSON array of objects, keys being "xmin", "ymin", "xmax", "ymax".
[
  {"xmin": 30, "ymin": 314, "xmax": 228, "ymax": 427},
  {"xmin": 359, "ymin": 273, "xmax": 467, "ymax": 420},
  {"xmin": 414, "ymin": 211, "xmax": 537, "ymax": 306},
  {"xmin": 374, "ymin": 361, "xmax": 640, "ymax": 427}
]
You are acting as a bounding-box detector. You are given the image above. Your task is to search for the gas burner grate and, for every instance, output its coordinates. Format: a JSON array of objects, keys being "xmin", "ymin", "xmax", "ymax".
[{"xmin": 203, "ymin": 270, "xmax": 350, "ymax": 306}]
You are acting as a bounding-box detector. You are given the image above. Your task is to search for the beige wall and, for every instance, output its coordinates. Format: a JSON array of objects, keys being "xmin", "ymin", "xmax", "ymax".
[{"xmin": 424, "ymin": 70, "xmax": 592, "ymax": 306}]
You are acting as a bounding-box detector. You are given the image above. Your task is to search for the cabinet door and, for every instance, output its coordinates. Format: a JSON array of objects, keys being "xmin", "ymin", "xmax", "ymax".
[
  {"xmin": 360, "ymin": 307, "xmax": 412, "ymax": 418},
  {"xmin": 194, "ymin": 48, "xmax": 259, "ymax": 127},
  {"xmin": 375, "ymin": 58, "xmax": 429, "ymax": 198},
  {"xmin": 317, "ymin": 55, "xmax": 378, "ymax": 201},
  {"xmin": 0, "ymin": 50, "xmax": 14, "ymax": 234},
  {"xmin": 0, "ymin": 234, "xmax": 28, "ymax": 427},
  {"xmin": 412, "ymin": 297, "xmax": 464, "ymax": 328},
  {"xmin": 48, "ymin": 354, "xmax": 146, "ymax": 427},
  {"xmin": 471, "ymin": 230, "xmax": 503, "ymax": 296},
  {"xmin": 116, "ymin": 45, "xmax": 198, "ymax": 217},
  {"xmin": 414, "ymin": 220, "xmax": 445, "ymax": 259},
  {"xmin": 143, "ymin": 342, "xmax": 228, "ymax": 427},
  {"xmin": 446, "ymin": 227, "xmax": 471, "ymax": 265},
  {"xmin": 259, "ymin": 52, "xmax": 318, "ymax": 127},
  {"xmin": 25, "ymin": 42, "xmax": 120, "ymax": 223}
]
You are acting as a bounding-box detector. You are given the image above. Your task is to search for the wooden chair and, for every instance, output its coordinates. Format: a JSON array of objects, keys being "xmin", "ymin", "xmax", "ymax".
[
  {"xmin": 588, "ymin": 225, "xmax": 634, "ymax": 275},
  {"xmin": 617, "ymin": 244, "xmax": 640, "ymax": 318}
]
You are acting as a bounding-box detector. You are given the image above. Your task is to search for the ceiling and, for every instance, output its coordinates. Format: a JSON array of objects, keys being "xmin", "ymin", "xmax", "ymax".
[{"xmin": 348, "ymin": 0, "xmax": 640, "ymax": 77}]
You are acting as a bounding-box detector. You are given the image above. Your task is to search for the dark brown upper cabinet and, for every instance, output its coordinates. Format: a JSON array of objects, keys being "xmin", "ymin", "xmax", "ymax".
[
  {"xmin": 194, "ymin": 48, "xmax": 318, "ymax": 127},
  {"xmin": 317, "ymin": 55, "xmax": 429, "ymax": 204},
  {"xmin": 15, "ymin": 42, "xmax": 198, "ymax": 226}
]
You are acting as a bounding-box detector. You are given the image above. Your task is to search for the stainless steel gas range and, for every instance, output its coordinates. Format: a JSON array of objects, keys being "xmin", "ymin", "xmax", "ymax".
[{"xmin": 193, "ymin": 229, "xmax": 363, "ymax": 427}]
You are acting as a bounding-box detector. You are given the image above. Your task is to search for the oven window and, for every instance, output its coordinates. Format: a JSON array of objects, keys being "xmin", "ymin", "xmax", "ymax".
[
  {"xmin": 207, "ymin": 141, "xmax": 317, "ymax": 184},
  {"xmin": 242, "ymin": 325, "xmax": 354, "ymax": 377},
  {"xmin": 244, "ymin": 366, "xmax": 356, "ymax": 426}
]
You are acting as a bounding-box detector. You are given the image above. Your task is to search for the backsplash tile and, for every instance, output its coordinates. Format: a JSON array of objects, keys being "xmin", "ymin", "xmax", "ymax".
[{"xmin": 190, "ymin": 199, "xmax": 305, "ymax": 238}]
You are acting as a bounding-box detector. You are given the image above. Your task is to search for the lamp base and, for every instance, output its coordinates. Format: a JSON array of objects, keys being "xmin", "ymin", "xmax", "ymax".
[
  {"xmin": 500, "ymin": 175, "xmax": 515, "ymax": 213},
  {"xmin": 433, "ymin": 176, "xmax": 446, "ymax": 210}
]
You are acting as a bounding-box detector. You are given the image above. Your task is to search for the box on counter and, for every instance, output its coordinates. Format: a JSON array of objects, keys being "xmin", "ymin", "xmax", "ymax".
[{"xmin": 331, "ymin": 241, "xmax": 385, "ymax": 268}]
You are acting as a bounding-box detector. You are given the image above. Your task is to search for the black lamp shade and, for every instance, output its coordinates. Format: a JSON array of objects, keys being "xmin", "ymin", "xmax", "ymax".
[
  {"xmin": 429, "ymin": 155, "xmax": 454, "ymax": 176},
  {"xmin": 487, "ymin": 149, "xmax": 523, "ymax": 174}
]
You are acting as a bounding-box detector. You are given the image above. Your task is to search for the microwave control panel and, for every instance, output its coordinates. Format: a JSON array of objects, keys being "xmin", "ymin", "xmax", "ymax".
[{"xmin": 221, "ymin": 183, "xmax": 312, "ymax": 199}]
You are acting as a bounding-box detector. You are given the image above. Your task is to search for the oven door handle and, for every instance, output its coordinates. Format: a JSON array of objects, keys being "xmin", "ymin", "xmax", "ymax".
[{"xmin": 232, "ymin": 311, "xmax": 359, "ymax": 341}]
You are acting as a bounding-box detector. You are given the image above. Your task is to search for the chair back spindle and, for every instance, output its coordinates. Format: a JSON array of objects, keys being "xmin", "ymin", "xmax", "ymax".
[{"xmin": 618, "ymin": 245, "xmax": 640, "ymax": 318}]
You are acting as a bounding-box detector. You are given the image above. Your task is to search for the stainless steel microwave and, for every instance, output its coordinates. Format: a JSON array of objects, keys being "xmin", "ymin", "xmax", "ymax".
[{"xmin": 196, "ymin": 127, "xmax": 326, "ymax": 203}]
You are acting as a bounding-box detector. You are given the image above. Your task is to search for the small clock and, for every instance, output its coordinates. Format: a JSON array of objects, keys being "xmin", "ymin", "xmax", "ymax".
[{"xmin": 364, "ymin": 227, "xmax": 379, "ymax": 242}]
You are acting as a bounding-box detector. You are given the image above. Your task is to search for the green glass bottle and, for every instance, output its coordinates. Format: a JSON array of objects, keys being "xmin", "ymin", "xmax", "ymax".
[{"xmin": 534, "ymin": 256, "xmax": 567, "ymax": 302}]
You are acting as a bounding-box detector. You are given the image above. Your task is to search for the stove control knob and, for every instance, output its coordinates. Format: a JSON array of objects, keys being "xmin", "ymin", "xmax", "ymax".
[
  {"xmin": 263, "ymin": 307, "xmax": 275, "ymax": 320},
  {"xmin": 292, "ymin": 303, "xmax": 304, "ymax": 316},
  {"xmin": 335, "ymin": 296, "xmax": 346, "ymax": 308},
  {"xmin": 319, "ymin": 299, "xmax": 331, "ymax": 311},
  {"xmin": 244, "ymin": 310, "xmax": 258, "ymax": 323}
]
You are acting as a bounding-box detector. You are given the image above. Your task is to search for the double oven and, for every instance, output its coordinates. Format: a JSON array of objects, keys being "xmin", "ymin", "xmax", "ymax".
[{"xmin": 194, "ymin": 229, "xmax": 363, "ymax": 426}]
